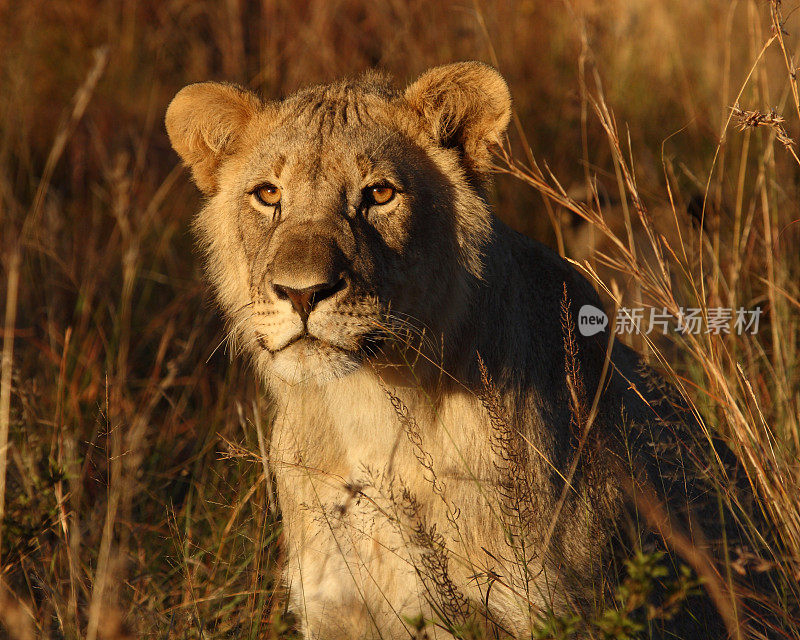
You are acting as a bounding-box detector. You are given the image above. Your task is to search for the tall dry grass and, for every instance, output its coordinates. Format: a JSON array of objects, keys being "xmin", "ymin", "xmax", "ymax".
[{"xmin": 0, "ymin": 0, "xmax": 798, "ymax": 637}]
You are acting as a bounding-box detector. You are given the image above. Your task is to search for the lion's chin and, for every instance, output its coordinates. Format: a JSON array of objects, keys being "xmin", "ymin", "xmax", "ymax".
[{"xmin": 260, "ymin": 336, "xmax": 364, "ymax": 385}]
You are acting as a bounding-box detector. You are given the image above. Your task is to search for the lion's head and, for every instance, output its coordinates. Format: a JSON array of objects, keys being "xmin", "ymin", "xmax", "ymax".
[{"xmin": 166, "ymin": 63, "xmax": 511, "ymax": 384}]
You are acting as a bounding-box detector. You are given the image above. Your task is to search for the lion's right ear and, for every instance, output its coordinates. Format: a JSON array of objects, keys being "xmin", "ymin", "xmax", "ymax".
[
  {"xmin": 165, "ymin": 82, "xmax": 262, "ymax": 194},
  {"xmin": 403, "ymin": 62, "xmax": 511, "ymax": 173}
]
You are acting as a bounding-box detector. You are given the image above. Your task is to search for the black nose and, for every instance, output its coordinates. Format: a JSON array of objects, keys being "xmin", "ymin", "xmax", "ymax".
[{"xmin": 272, "ymin": 276, "xmax": 347, "ymax": 322}]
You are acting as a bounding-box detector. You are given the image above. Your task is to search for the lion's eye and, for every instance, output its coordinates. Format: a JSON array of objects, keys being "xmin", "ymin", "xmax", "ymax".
[
  {"xmin": 252, "ymin": 183, "xmax": 282, "ymax": 206},
  {"xmin": 366, "ymin": 184, "xmax": 396, "ymax": 206}
]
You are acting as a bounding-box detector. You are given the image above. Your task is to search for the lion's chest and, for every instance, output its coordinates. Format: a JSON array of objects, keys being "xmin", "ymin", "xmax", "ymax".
[
  {"xmin": 271, "ymin": 372, "xmax": 408, "ymax": 476},
  {"xmin": 270, "ymin": 373, "xmax": 486, "ymax": 499},
  {"xmin": 268, "ymin": 372, "xmax": 494, "ymax": 628}
]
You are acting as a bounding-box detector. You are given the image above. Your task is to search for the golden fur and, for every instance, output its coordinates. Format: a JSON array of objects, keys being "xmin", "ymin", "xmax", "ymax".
[{"xmin": 167, "ymin": 64, "xmax": 745, "ymax": 639}]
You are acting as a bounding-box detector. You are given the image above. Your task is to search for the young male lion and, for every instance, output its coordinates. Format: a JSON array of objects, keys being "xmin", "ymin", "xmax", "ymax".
[{"xmin": 166, "ymin": 63, "xmax": 765, "ymax": 639}]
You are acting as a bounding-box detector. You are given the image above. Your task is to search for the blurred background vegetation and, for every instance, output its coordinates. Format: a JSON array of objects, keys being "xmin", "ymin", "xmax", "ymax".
[{"xmin": 0, "ymin": 0, "xmax": 798, "ymax": 638}]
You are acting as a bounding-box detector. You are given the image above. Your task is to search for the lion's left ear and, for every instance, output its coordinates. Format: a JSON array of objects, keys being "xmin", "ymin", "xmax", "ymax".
[
  {"xmin": 165, "ymin": 82, "xmax": 262, "ymax": 194},
  {"xmin": 403, "ymin": 62, "xmax": 511, "ymax": 172}
]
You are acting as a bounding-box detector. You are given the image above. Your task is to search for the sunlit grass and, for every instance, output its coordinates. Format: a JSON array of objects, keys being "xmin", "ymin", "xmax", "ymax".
[{"xmin": 0, "ymin": 0, "xmax": 798, "ymax": 637}]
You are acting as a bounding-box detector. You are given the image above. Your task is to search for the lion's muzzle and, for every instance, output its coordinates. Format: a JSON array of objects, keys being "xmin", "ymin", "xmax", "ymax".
[
  {"xmin": 266, "ymin": 225, "xmax": 350, "ymax": 321},
  {"xmin": 272, "ymin": 277, "xmax": 347, "ymax": 323}
]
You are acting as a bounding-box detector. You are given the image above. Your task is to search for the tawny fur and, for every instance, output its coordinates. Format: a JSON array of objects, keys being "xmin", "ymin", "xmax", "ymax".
[{"xmin": 166, "ymin": 63, "xmax": 753, "ymax": 639}]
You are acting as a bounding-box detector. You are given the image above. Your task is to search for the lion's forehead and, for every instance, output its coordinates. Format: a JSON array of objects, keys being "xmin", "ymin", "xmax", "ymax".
[
  {"xmin": 238, "ymin": 86, "xmax": 403, "ymax": 165},
  {"xmin": 240, "ymin": 120, "xmax": 411, "ymax": 191},
  {"xmin": 284, "ymin": 80, "xmax": 397, "ymax": 129}
]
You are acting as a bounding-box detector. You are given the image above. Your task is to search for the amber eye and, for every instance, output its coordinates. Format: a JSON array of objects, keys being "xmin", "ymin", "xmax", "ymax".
[
  {"xmin": 366, "ymin": 184, "xmax": 396, "ymax": 206},
  {"xmin": 252, "ymin": 183, "xmax": 282, "ymax": 206}
]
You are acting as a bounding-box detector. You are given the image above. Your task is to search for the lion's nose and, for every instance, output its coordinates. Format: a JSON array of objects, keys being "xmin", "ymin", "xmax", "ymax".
[{"xmin": 272, "ymin": 277, "xmax": 347, "ymax": 322}]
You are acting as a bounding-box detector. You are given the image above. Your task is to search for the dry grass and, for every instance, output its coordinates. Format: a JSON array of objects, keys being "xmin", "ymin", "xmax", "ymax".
[{"xmin": 0, "ymin": 0, "xmax": 798, "ymax": 637}]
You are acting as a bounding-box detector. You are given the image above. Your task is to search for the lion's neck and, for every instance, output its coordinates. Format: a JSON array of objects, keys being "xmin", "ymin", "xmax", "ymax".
[{"xmin": 267, "ymin": 365, "xmax": 488, "ymax": 482}]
